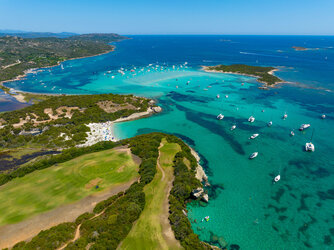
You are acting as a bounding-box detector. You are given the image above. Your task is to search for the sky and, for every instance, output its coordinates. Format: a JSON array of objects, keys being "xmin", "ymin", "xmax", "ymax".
[{"xmin": 0, "ymin": 0, "xmax": 333, "ymax": 35}]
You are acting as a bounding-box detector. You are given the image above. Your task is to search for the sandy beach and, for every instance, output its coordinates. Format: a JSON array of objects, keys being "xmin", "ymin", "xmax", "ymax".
[{"xmin": 78, "ymin": 106, "xmax": 162, "ymax": 147}]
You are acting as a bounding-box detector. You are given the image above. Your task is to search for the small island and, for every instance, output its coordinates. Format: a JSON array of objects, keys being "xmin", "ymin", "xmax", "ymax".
[
  {"xmin": 203, "ymin": 64, "xmax": 284, "ymax": 87},
  {"xmin": 292, "ymin": 46, "xmax": 319, "ymax": 51}
]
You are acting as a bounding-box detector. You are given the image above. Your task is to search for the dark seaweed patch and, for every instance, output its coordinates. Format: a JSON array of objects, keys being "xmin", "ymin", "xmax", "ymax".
[
  {"xmin": 174, "ymin": 103, "xmax": 246, "ymax": 155},
  {"xmin": 324, "ymin": 235, "xmax": 332, "ymax": 245},
  {"xmin": 310, "ymin": 167, "xmax": 330, "ymax": 178},
  {"xmin": 317, "ymin": 188, "xmax": 334, "ymax": 200},
  {"xmin": 271, "ymin": 187, "xmax": 285, "ymax": 203},
  {"xmin": 167, "ymin": 91, "xmax": 213, "ymax": 103},
  {"xmin": 278, "ymin": 215, "xmax": 288, "ymax": 221},
  {"xmin": 298, "ymin": 194, "xmax": 310, "ymax": 212},
  {"xmin": 267, "ymin": 204, "xmax": 288, "ymax": 213}
]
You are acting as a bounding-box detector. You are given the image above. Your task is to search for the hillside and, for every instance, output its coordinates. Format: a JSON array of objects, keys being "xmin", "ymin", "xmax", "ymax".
[{"xmin": 0, "ymin": 33, "xmax": 127, "ymax": 84}]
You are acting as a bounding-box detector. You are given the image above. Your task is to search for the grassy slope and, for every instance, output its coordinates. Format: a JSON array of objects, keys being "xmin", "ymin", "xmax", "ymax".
[
  {"xmin": 0, "ymin": 148, "xmax": 139, "ymax": 226},
  {"xmin": 120, "ymin": 138, "xmax": 181, "ymax": 250}
]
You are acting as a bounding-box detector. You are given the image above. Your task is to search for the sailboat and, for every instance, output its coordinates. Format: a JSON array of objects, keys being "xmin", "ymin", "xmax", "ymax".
[
  {"xmin": 61, "ymin": 64, "xmax": 64, "ymax": 70},
  {"xmin": 321, "ymin": 114, "xmax": 326, "ymax": 119},
  {"xmin": 231, "ymin": 125, "xmax": 236, "ymax": 130},
  {"xmin": 290, "ymin": 130, "xmax": 295, "ymax": 136},
  {"xmin": 268, "ymin": 121, "xmax": 273, "ymax": 127},
  {"xmin": 217, "ymin": 114, "xmax": 224, "ymax": 120},
  {"xmin": 305, "ymin": 129, "xmax": 315, "ymax": 152}
]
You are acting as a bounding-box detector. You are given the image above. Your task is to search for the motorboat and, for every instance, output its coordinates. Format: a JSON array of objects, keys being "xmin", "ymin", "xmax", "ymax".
[
  {"xmin": 231, "ymin": 125, "xmax": 236, "ymax": 130},
  {"xmin": 249, "ymin": 152, "xmax": 258, "ymax": 159},
  {"xmin": 305, "ymin": 142, "xmax": 315, "ymax": 152},
  {"xmin": 290, "ymin": 131, "xmax": 295, "ymax": 136},
  {"xmin": 216, "ymin": 94, "xmax": 220, "ymax": 99},
  {"xmin": 217, "ymin": 114, "xmax": 224, "ymax": 120},
  {"xmin": 274, "ymin": 175, "xmax": 281, "ymax": 182},
  {"xmin": 225, "ymin": 95, "xmax": 229, "ymax": 98},
  {"xmin": 248, "ymin": 116, "xmax": 255, "ymax": 123},
  {"xmin": 283, "ymin": 113, "xmax": 288, "ymax": 120},
  {"xmin": 321, "ymin": 114, "xmax": 326, "ymax": 119},
  {"xmin": 249, "ymin": 133, "xmax": 259, "ymax": 139},
  {"xmin": 268, "ymin": 121, "xmax": 273, "ymax": 127},
  {"xmin": 299, "ymin": 124, "xmax": 311, "ymax": 131}
]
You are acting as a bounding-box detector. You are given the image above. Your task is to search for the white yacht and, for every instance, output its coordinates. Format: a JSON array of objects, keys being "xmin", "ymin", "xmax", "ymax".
[
  {"xmin": 274, "ymin": 175, "xmax": 281, "ymax": 182},
  {"xmin": 321, "ymin": 114, "xmax": 326, "ymax": 119},
  {"xmin": 225, "ymin": 95, "xmax": 229, "ymax": 98},
  {"xmin": 217, "ymin": 114, "xmax": 224, "ymax": 120},
  {"xmin": 231, "ymin": 125, "xmax": 236, "ymax": 130},
  {"xmin": 216, "ymin": 94, "xmax": 220, "ymax": 99},
  {"xmin": 249, "ymin": 133, "xmax": 259, "ymax": 139},
  {"xmin": 299, "ymin": 124, "xmax": 311, "ymax": 131},
  {"xmin": 290, "ymin": 131, "xmax": 295, "ymax": 136},
  {"xmin": 305, "ymin": 142, "xmax": 315, "ymax": 152},
  {"xmin": 283, "ymin": 112, "xmax": 288, "ymax": 120},
  {"xmin": 248, "ymin": 116, "xmax": 255, "ymax": 123},
  {"xmin": 249, "ymin": 152, "xmax": 258, "ymax": 159},
  {"xmin": 268, "ymin": 121, "xmax": 273, "ymax": 127}
]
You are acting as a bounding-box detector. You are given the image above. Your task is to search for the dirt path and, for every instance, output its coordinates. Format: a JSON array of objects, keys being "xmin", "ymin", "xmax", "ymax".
[
  {"xmin": 158, "ymin": 142, "xmax": 182, "ymax": 249},
  {"xmin": 57, "ymin": 204, "xmax": 110, "ymax": 250},
  {"xmin": 0, "ymin": 180, "xmax": 137, "ymax": 249}
]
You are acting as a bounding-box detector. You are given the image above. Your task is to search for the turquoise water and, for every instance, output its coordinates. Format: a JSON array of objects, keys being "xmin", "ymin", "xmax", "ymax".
[{"xmin": 4, "ymin": 36, "xmax": 334, "ymax": 249}]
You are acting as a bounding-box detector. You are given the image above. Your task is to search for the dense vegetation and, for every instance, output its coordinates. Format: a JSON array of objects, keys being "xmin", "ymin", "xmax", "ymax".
[
  {"xmin": 8, "ymin": 133, "xmax": 210, "ymax": 250},
  {"xmin": 0, "ymin": 33, "xmax": 126, "ymax": 84},
  {"xmin": 206, "ymin": 64, "xmax": 282, "ymax": 85},
  {"xmin": 0, "ymin": 93, "xmax": 152, "ymax": 172}
]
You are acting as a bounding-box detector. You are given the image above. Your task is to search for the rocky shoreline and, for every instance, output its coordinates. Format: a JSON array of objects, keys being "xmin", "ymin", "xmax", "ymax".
[{"xmin": 189, "ymin": 147, "xmax": 210, "ymax": 203}]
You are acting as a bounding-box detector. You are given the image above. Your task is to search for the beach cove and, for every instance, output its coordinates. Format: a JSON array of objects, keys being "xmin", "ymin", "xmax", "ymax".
[{"xmin": 3, "ymin": 35, "xmax": 334, "ymax": 249}]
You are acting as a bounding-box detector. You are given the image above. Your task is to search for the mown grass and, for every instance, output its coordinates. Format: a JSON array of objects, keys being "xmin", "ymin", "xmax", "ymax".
[
  {"xmin": 120, "ymin": 138, "xmax": 181, "ymax": 250},
  {"xmin": 0, "ymin": 148, "xmax": 139, "ymax": 226}
]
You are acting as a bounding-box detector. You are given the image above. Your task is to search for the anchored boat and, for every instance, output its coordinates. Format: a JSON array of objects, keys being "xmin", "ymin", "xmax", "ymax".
[
  {"xmin": 249, "ymin": 152, "xmax": 258, "ymax": 159},
  {"xmin": 299, "ymin": 124, "xmax": 311, "ymax": 131},
  {"xmin": 217, "ymin": 114, "xmax": 224, "ymax": 120},
  {"xmin": 248, "ymin": 116, "xmax": 255, "ymax": 123},
  {"xmin": 249, "ymin": 133, "xmax": 259, "ymax": 139}
]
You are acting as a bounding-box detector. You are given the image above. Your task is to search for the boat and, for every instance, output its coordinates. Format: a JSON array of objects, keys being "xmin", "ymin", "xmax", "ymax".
[
  {"xmin": 249, "ymin": 133, "xmax": 259, "ymax": 139},
  {"xmin": 267, "ymin": 121, "xmax": 273, "ymax": 127},
  {"xmin": 290, "ymin": 131, "xmax": 295, "ymax": 136},
  {"xmin": 216, "ymin": 94, "xmax": 220, "ymax": 99},
  {"xmin": 305, "ymin": 142, "xmax": 315, "ymax": 152},
  {"xmin": 299, "ymin": 124, "xmax": 311, "ymax": 131},
  {"xmin": 249, "ymin": 152, "xmax": 258, "ymax": 159},
  {"xmin": 283, "ymin": 112, "xmax": 288, "ymax": 120},
  {"xmin": 274, "ymin": 175, "xmax": 281, "ymax": 182},
  {"xmin": 60, "ymin": 64, "xmax": 64, "ymax": 70},
  {"xmin": 321, "ymin": 114, "xmax": 326, "ymax": 119},
  {"xmin": 305, "ymin": 129, "xmax": 315, "ymax": 152},
  {"xmin": 231, "ymin": 125, "xmax": 236, "ymax": 130},
  {"xmin": 248, "ymin": 116, "xmax": 255, "ymax": 123},
  {"xmin": 262, "ymin": 109, "xmax": 265, "ymax": 112},
  {"xmin": 217, "ymin": 114, "xmax": 224, "ymax": 120},
  {"xmin": 225, "ymin": 95, "xmax": 229, "ymax": 98}
]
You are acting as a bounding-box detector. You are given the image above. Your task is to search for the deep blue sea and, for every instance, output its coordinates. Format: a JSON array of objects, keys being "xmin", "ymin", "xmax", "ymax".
[{"xmin": 3, "ymin": 35, "xmax": 334, "ymax": 249}]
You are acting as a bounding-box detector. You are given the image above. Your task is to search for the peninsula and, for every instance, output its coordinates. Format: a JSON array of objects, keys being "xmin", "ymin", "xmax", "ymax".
[
  {"xmin": 203, "ymin": 64, "xmax": 284, "ymax": 87},
  {"xmin": 0, "ymin": 33, "xmax": 127, "ymax": 101}
]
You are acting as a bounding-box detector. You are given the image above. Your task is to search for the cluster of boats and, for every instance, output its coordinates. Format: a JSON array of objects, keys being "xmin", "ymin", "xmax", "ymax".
[{"xmin": 216, "ymin": 110, "xmax": 321, "ymax": 156}]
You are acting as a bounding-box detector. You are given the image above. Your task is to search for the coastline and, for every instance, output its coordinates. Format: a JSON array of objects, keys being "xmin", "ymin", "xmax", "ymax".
[
  {"xmin": 189, "ymin": 146, "xmax": 209, "ymax": 185},
  {"xmin": 202, "ymin": 65, "xmax": 286, "ymax": 89},
  {"xmin": 0, "ymin": 49, "xmax": 115, "ymax": 103}
]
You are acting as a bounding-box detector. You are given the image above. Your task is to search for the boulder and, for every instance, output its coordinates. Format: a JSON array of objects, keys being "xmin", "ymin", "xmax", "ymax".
[
  {"xmin": 202, "ymin": 193, "xmax": 209, "ymax": 203},
  {"xmin": 192, "ymin": 187, "xmax": 204, "ymax": 198}
]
